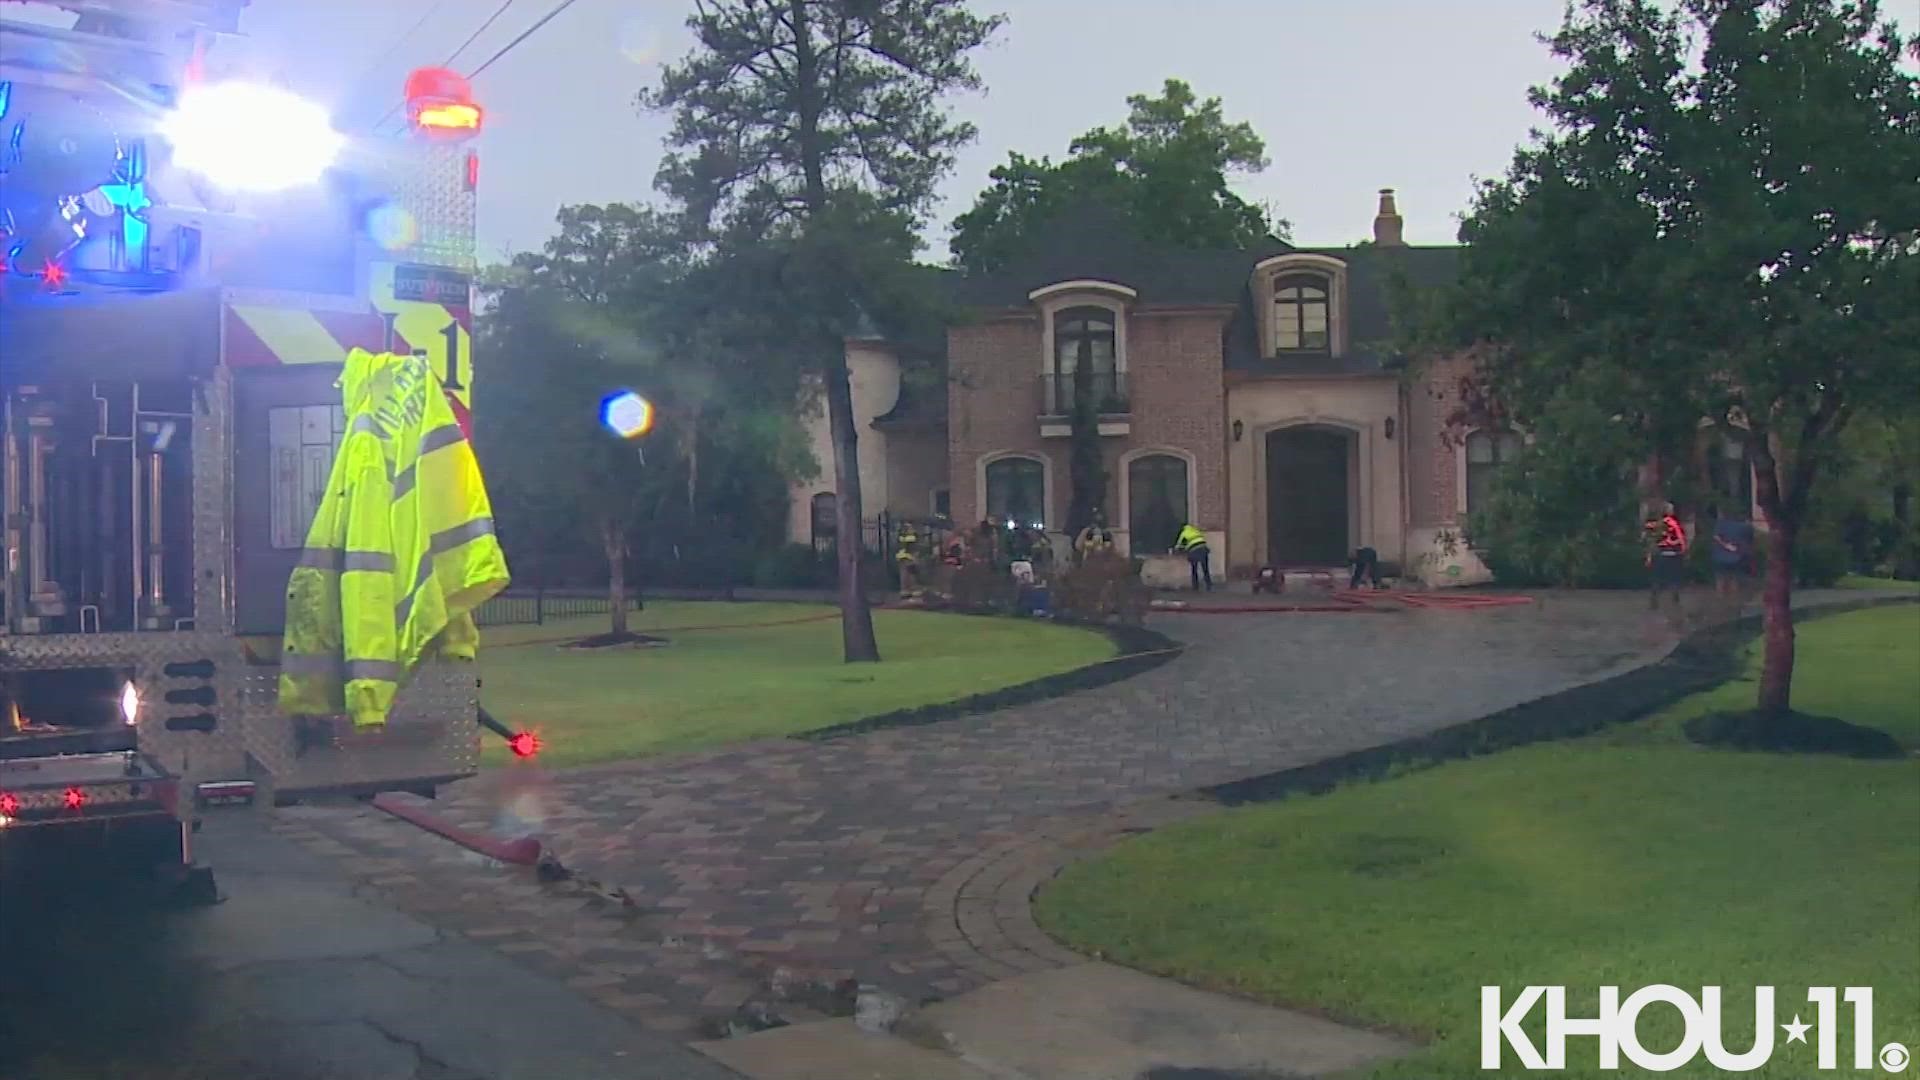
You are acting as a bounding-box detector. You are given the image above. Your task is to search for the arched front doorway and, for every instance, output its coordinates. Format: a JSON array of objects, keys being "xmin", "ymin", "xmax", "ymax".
[{"xmin": 1266, "ymin": 425, "xmax": 1357, "ymax": 565}]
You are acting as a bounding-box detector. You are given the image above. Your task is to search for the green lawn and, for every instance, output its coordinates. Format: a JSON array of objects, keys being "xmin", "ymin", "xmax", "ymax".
[
  {"xmin": 1036, "ymin": 604, "xmax": 1920, "ymax": 1080},
  {"xmin": 476, "ymin": 602, "xmax": 1116, "ymax": 767}
]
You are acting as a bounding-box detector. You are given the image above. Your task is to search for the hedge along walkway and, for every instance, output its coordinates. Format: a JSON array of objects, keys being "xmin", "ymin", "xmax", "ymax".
[{"xmin": 400, "ymin": 589, "xmax": 1736, "ymax": 1034}]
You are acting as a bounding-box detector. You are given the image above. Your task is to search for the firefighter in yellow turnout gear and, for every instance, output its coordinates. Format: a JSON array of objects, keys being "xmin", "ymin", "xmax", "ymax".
[{"xmin": 280, "ymin": 349, "xmax": 510, "ymax": 727}]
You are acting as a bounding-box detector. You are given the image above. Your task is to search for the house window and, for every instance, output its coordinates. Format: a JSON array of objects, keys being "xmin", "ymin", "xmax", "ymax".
[
  {"xmin": 932, "ymin": 488, "xmax": 951, "ymax": 519},
  {"xmin": 1127, "ymin": 454, "xmax": 1190, "ymax": 555},
  {"xmin": 809, "ymin": 492, "xmax": 837, "ymax": 543},
  {"xmin": 985, "ymin": 456, "xmax": 1046, "ymax": 529},
  {"xmin": 1464, "ymin": 431, "xmax": 1523, "ymax": 515},
  {"xmin": 1051, "ymin": 307, "xmax": 1121, "ymax": 414},
  {"xmin": 1272, "ymin": 275, "xmax": 1330, "ymax": 352},
  {"xmin": 1707, "ymin": 435, "xmax": 1753, "ymax": 518}
]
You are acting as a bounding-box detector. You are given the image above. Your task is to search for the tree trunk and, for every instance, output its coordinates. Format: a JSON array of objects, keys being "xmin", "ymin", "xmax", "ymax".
[
  {"xmin": 1757, "ymin": 517, "xmax": 1796, "ymax": 715},
  {"xmin": 826, "ymin": 365, "xmax": 881, "ymax": 662},
  {"xmin": 1750, "ymin": 428, "xmax": 1798, "ymax": 717},
  {"xmin": 603, "ymin": 520, "xmax": 629, "ymax": 637}
]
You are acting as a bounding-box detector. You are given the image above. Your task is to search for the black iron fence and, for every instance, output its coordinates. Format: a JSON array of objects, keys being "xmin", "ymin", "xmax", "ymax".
[
  {"xmin": 1041, "ymin": 370, "xmax": 1129, "ymax": 417},
  {"xmin": 474, "ymin": 588, "xmax": 644, "ymax": 628}
]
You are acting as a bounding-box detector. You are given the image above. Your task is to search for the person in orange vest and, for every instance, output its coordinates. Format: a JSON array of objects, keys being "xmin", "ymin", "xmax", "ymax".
[{"xmin": 1646, "ymin": 500, "xmax": 1688, "ymax": 610}]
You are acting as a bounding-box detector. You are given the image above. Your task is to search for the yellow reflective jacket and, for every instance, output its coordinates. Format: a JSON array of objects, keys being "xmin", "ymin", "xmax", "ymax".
[
  {"xmin": 1174, "ymin": 524, "xmax": 1208, "ymax": 552},
  {"xmin": 279, "ymin": 349, "xmax": 510, "ymax": 727}
]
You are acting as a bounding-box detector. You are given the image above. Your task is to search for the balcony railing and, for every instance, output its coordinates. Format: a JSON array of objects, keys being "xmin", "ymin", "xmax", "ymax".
[{"xmin": 1041, "ymin": 370, "xmax": 1129, "ymax": 417}]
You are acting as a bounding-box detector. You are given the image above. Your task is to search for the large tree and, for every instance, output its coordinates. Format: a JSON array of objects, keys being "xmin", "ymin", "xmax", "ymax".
[
  {"xmin": 1427, "ymin": 0, "xmax": 1920, "ymax": 714},
  {"xmin": 477, "ymin": 204, "xmax": 807, "ymax": 633},
  {"xmin": 640, "ymin": 0, "xmax": 1001, "ymax": 663},
  {"xmin": 949, "ymin": 78, "xmax": 1284, "ymax": 275}
]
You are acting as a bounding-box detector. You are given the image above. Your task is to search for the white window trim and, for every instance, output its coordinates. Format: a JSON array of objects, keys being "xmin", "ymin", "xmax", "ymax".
[
  {"xmin": 1034, "ymin": 287, "xmax": 1131, "ymax": 379},
  {"xmin": 1118, "ymin": 446, "xmax": 1199, "ymax": 554},
  {"xmin": 1253, "ymin": 253, "xmax": 1348, "ymax": 358},
  {"xmin": 977, "ymin": 451, "xmax": 1054, "ymax": 530}
]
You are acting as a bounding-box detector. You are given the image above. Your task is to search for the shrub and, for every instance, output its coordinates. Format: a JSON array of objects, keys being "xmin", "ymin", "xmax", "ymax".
[
  {"xmin": 749, "ymin": 543, "xmax": 832, "ymax": 589},
  {"xmin": 1050, "ymin": 552, "xmax": 1151, "ymax": 626},
  {"xmin": 1683, "ymin": 709, "xmax": 1903, "ymax": 759},
  {"xmin": 947, "ymin": 560, "xmax": 1017, "ymax": 612}
]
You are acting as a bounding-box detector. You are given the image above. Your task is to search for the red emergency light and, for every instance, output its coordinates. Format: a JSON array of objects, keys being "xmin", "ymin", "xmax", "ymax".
[
  {"xmin": 404, "ymin": 67, "xmax": 483, "ymax": 141},
  {"xmin": 507, "ymin": 731, "xmax": 541, "ymax": 760},
  {"xmin": 0, "ymin": 791, "xmax": 19, "ymax": 817}
]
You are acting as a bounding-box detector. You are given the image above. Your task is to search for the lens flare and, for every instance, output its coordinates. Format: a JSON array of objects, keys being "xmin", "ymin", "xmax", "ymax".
[{"xmin": 601, "ymin": 391, "xmax": 654, "ymax": 439}]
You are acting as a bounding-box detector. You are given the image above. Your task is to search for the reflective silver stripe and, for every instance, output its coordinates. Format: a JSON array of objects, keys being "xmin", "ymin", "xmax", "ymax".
[
  {"xmin": 418, "ymin": 423, "xmax": 466, "ymax": 456},
  {"xmin": 278, "ymin": 655, "xmax": 402, "ymax": 682},
  {"xmin": 342, "ymin": 551, "xmax": 395, "ymax": 573},
  {"xmin": 297, "ymin": 548, "xmax": 341, "ymax": 571},
  {"xmin": 431, "ymin": 517, "xmax": 495, "ymax": 553},
  {"xmin": 394, "ymin": 518, "xmax": 497, "ymax": 626},
  {"xmin": 391, "ymin": 425, "xmax": 469, "ymax": 501},
  {"xmin": 346, "ymin": 659, "xmax": 403, "ymax": 682},
  {"xmin": 294, "ymin": 550, "xmax": 394, "ymax": 573},
  {"xmin": 350, "ymin": 415, "xmax": 383, "ymax": 436}
]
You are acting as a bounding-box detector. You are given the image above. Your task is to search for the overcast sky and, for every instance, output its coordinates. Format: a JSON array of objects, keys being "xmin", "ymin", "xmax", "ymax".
[{"xmin": 218, "ymin": 0, "xmax": 1580, "ymax": 261}]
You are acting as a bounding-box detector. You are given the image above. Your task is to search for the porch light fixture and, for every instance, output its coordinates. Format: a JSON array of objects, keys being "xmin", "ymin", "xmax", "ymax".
[{"xmin": 1232, "ymin": 419, "xmax": 1244, "ymax": 442}]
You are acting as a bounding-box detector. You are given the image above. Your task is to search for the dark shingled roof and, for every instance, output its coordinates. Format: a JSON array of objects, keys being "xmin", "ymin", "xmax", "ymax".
[{"xmin": 865, "ymin": 209, "xmax": 1460, "ymax": 427}]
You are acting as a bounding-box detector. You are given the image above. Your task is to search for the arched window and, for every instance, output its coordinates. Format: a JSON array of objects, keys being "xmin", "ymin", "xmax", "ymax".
[
  {"xmin": 809, "ymin": 492, "xmax": 837, "ymax": 540},
  {"xmin": 1464, "ymin": 431, "xmax": 1522, "ymax": 515},
  {"xmin": 1051, "ymin": 307, "xmax": 1120, "ymax": 414},
  {"xmin": 1272, "ymin": 275, "xmax": 1330, "ymax": 352},
  {"xmin": 985, "ymin": 457, "xmax": 1046, "ymax": 529},
  {"xmin": 1127, "ymin": 454, "xmax": 1190, "ymax": 554}
]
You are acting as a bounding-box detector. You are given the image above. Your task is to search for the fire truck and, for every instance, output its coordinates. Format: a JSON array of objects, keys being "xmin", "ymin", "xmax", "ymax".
[{"xmin": 0, "ymin": 0, "xmax": 491, "ymax": 888}]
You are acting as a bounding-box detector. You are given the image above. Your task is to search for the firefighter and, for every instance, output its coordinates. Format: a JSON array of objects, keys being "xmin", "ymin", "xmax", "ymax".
[
  {"xmin": 1074, "ymin": 512, "xmax": 1115, "ymax": 563},
  {"xmin": 1174, "ymin": 522, "xmax": 1213, "ymax": 591},
  {"xmin": 895, "ymin": 520, "xmax": 922, "ymax": 599},
  {"xmin": 1646, "ymin": 500, "xmax": 1688, "ymax": 610},
  {"xmin": 280, "ymin": 349, "xmax": 510, "ymax": 727}
]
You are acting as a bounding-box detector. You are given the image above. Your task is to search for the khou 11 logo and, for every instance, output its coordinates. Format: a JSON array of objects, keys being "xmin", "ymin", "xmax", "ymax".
[{"xmin": 1482, "ymin": 986, "xmax": 1912, "ymax": 1073}]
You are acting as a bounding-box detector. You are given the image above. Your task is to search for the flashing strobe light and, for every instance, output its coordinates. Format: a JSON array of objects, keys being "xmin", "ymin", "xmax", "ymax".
[
  {"xmin": 602, "ymin": 391, "xmax": 655, "ymax": 439},
  {"xmin": 507, "ymin": 731, "xmax": 542, "ymax": 759},
  {"xmin": 63, "ymin": 787, "xmax": 87, "ymax": 810},
  {"xmin": 121, "ymin": 682, "xmax": 140, "ymax": 725},
  {"xmin": 405, "ymin": 67, "xmax": 484, "ymax": 142},
  {"xmin": 160, "ymin": 82, "xmax": 344, "ymax": 193},
  {"xmin": 0, "ymin": 791, "xmax": 18, "ymax": 817}
]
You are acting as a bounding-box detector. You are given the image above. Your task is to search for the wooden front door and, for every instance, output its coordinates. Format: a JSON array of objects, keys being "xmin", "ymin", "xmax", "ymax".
[{"xmin": 1266, "ymin": 426, "xmax": 1351, "ymax": 565}]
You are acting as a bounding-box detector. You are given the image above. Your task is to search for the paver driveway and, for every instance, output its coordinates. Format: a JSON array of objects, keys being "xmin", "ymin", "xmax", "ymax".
[{"xmin": 324, "ymin": 591, "xmax": 1674, "ymax": 1030}]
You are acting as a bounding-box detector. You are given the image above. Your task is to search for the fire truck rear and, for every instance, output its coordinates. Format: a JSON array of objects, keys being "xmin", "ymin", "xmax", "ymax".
[{"xmin": 0, "ymin": 0, "xmax": 489, "ymax": 888}]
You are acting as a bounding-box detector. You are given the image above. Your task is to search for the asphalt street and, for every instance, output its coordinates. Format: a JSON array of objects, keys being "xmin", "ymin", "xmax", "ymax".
[{"xmin": 0, "ymin": 810, "xmax": 740, "ymax": 1080}]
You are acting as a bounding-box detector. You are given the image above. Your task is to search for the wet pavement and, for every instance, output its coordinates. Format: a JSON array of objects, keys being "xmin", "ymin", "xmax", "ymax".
[{"xmin": 0, "ymin": 811, "xmax": 740, "ymax": 1080}]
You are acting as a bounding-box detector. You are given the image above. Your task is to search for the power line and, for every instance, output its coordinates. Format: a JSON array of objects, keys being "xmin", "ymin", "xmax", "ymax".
[
  {"xmin": 442, "ymin": 0, "xmax": 518, "ymax": 70},
  {"xmin": 372, "ymin": 0, "xmax": 516, "ymax": 133},
  {"xmin": 349, "ymin": 0, "xmax": 452, "ymax": 126},
  {"xmin": 465, "ymin": 0, "xmax": 585, "ymax": 81}
]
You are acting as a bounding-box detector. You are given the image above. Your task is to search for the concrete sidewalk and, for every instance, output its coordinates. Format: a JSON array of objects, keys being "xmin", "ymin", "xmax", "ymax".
[
  {"xmin": 696, "ymin": 961, "xmax": 1413, "ymax": 1080},
  {"xmin": 0, "ymin": 811, "xmax": 740, "ymax": 1080}
]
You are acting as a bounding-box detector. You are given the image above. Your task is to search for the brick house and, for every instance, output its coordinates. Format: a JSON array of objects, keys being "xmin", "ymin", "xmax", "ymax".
[{"xmin": 788, "ymin": 191, "xmax": 1557, "ymax": 585}]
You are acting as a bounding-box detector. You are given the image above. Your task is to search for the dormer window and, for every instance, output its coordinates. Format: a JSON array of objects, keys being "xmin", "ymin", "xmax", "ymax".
[
  {"xmin": 1049, "ymin": 306, "xmax": 1124, "ymax": 414},
  {"xmin": 1273, "ymin": 275, "xmax": 1330, "ymax": 353}
]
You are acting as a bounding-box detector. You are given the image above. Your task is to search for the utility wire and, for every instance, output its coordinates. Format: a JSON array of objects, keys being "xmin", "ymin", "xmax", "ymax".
[
  {"xmin": 442, "ymin": 0, "xmax": 518, "ymax": 70},
  {"xmin": 464, "ymin": 0, "xmax": 585, "ymax": 81},
  {"xmin": 348, "ymin": 0, "xmax": 452, "ymax": 127},
  {"xmin": 372, "ymin": 0, "xmax": 517, "ymax": 133}
]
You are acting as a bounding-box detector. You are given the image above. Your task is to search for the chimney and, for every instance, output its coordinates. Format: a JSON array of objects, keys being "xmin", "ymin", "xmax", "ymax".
[{"xmin": 1373, "ymin": 188, "xmax": 1405, "ymax": 246}]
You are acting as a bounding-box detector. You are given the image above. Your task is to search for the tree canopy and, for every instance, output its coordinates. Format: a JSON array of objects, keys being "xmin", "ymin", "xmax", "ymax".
[
  {"xmin": 1420, "ymin": 0, "xmax": 1920, "ymax": 714},
  {"xmin": 949, "ymin": 79, "xmax": 1285, "ymax": 274},
  {"xmin": 639, "ymin": 0, "xmax": 1001, "ymax": 662}
]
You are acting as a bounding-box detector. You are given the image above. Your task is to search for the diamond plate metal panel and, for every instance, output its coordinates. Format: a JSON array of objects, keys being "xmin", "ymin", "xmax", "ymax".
[
  {"xmin": 376, "ymin": 141, "xmax": 476, "ymax": 273},
  {"xmin": 191, "ymin": 365, "xmax": 233, "ymax": 634},
  {"xmin": 237, "ymin": 659, "xmax": 480, "ymax": 795}
]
